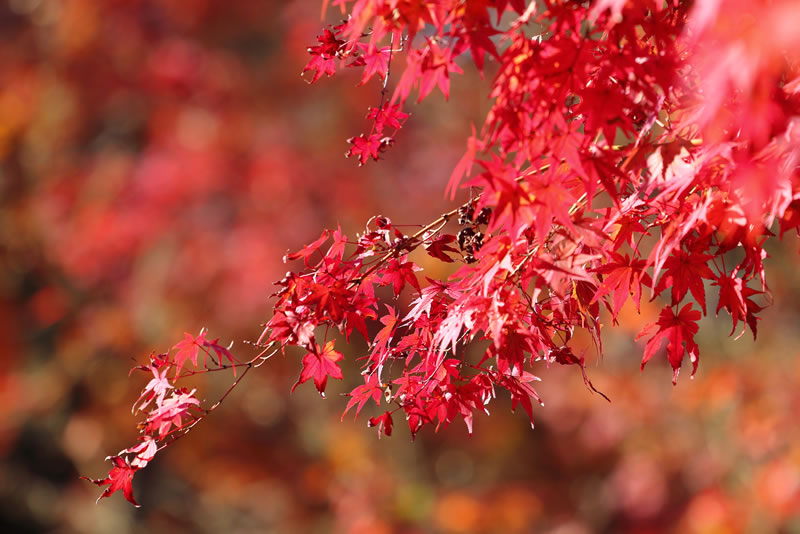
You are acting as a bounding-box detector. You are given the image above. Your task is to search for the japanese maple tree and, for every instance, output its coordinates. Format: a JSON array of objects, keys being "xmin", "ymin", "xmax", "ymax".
[{"xmin": 85, "ymin": 0, "xmax": 800, "ymax": 506}]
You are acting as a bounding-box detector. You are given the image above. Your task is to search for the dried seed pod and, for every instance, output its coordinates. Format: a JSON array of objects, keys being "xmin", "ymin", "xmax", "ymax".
[
  {"xmin": 473, "ymin": 231, "xmax": 484, "ymax": 251},
  {"xmin": 457, "ymin": 227, "xmax": 475, "ymax": 251},
  {"xmin": 458, "ymin": 204, "xmax": 475, "ymax": 225},
  {"xmin": 475, "ymin": 207, "xmax": 492, "ymax": 225}
]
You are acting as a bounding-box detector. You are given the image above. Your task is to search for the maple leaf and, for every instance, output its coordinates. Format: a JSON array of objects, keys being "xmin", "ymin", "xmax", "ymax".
[
  {"xmin": 204, "ymin": 337, "xmax": 238, "ymax": 375},
  {"xmin": 525, "ymin": 170, "xmax": 579, "ymax": 247},
  {"xmin": 292, "ymin": 341, "xmax": 344, "ymax": 396},
  {"xmin": 342, "ymin": 291, "xmax": 377, "ymax": 341},
  {"xmin": 778, "ymin": 200, "xmax": 800, "ymax": 238},
  {"xmin": 467, "ymin": 156, "xmax": 534, "ymax": 238},
  {"xmin": 264, "ymin": 310, "xmax": 316, "ymax": 348},
  {"xmin": 303, "ymin": 28, "xmax": 344, "ymax": 83},
  {"xmin": 144, "ymin": 388, "xmax": 201, "ymax": 436},
  {"xmin": 303, "ymin": 54, "xmax": 337, "ymax": 84},
  {"xmin": 606, "ymin": 213, "xmax": 648, "ymax": 251},
  {"xmin": 81, "ymin": 456, "xmax": 140, "ymax": 507},
  {"xmin": 350, "ymin": 44, "xmax": 391, "ymax": 86},
  {"xmin": 497, "ymin": 370, "xmax": 543, "ymax": 429},
  {"xmin": 714, "ymin": 270, "xmax": 763, "ymax": 339},
  {"xmin": 342, "ymin": 373, "xmax": 383, "ymax": 420},
  {"xmin": 654, "ymin": 244, "xmax": 715, "ymax": 314},
  {"xmin": 453, "ymin": 22, "xmax": 500, "ymax": 74},
  {"xmin": 368, "ymin": 411, "xmax": 394, "ymax": 437},
  {"xmin": 120, "ymin": 436, "xmax": 158, "ymax": 468},
  {"xmin": 379, "ymin": 257, "xmax": 422, "ymax": 296},
  {"xmin": 406, "ymin": 278, "xmax": 457, "ymax": 323},
  {"xmin": 637, "ymin": 304, "xmax": 702, "ymax": 384},
  {"xmin": 648, "ymin": 196, "xmax": 713, "ymax": 291},
  {"xmin": 367, "ymin": 104, "xmax": 409, "ymax": 131},
  {"xmin": 591, "ymin": 252, "xmax": 652, "ymax": 321},
  {"xmin": 132, "ymin": 364, "xmax": 172, "ymax": 413},
  {"xmin": 424, "ymin": 234, "xmax": 459, "ymax": 262},
  {"xmin": 369, "ymin": 304, "xmax": 398, "ymax": 374},
  {"xmin": 346, "ymin": 133, "xmax": 388, "ymax": 166},
  {"xmin": 446, "ymin": 126, "xmax": 485, "ymax": 199},
  {"xmin": 172, "ymin": 331, "xmax": 206, "ymax": 378},
  {"xmin": 301, "ymin": 280, "xmax": 353, "ymax": 323},
  {"xmin": 326, "ymin": 225, "xmax": 348, "ymax": 263},
  {"xmin": 284, "ymin": 230, "xmax": 329, "ymax": 266},
  {"xmin": 417, "ymin": 40, "xmax": 463, "ymax": 102}
]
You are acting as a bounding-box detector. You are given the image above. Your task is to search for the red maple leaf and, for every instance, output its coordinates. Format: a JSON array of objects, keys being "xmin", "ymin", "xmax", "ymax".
[
  {"xmin": 467, "ymin": 156, "xmax": 529, "ymax": 235},
  {"xmin": 714, "ymin": 270, "xmax": 764, "ymax": 339},
  {"xmin": 303, "ymin": 53, "xmax": 337, "ymax": 84},
  {"xmin": 350, "ymin": 44, "xmax": 391, "ymax": 86},
  {"xmin": 325, "ymin": 225, "xmax": 348, "ymax": 263},
  {"xmin": 172, "ymin": 331, "xmax": 205, "ymax": 378},
  {"xmin": 303, "ymin": 28, "xmax": 344, "ymax": 83},
  {"xmin": 143, "ymin": 387, "xmax": 200, "ymax": 436},
  {"xmin": 342, "ymin": 373, "xmax": 383, "ymax": 420},
  {"xmin": 778, "ymin": 200, "xmax": 800, "ymax": 238},
  {"xmin": 301, "ymin": 280, "xmax": 353, "ymax": 323},
  {"xmin": 367, "ymin": 411, "xmax": 394, "ymax": 437},
  {"xmin": 292, "ymin": 341, "xmax": 344, "ymax": 395},
  {"xmin": 367, "ymin": 104, "xmax": 409, "ymax": 131},
  {"xmin": 654, "ymin": 244, "xmax": 715, "ymax": 313},
  {"xmin": 607, "ymin": 213, "xmax": 648, "ymax": 251},
  {"xmin": 453, "ymin": 22, "xmax": 500, "ymax": 74},
  {"xmin": 637, "ymin": 303, "xmax": 701, "ymax": 384},
  {"xmin": 132, "ymin": 364, "xmax": 172, "ymax": 413},
  {"xmin": 204, "ymin": 337, "xmax": 238, "ymax": 375},
  {"xmin": 284, "ymin": 230, "xmax": 329, "ymax": 266},
  {"xmin": 346, "ymin": 133, "xmax": 386, "ymax": 166},
  {"xmin": 379, "ymin": 257, "xmax": 422, "ymax": 296},
  {"xmin": 81, "ymin": 456, "xmax": 140, "ymax": 507},
  {"xmin": 370, "ymin": 304, "xmax": 398, "ymax": 365},
  {"xmin": 418, "ymin": 40, "xmax": 463, "ymax": 101},
  {"xmin": 120, "ymin": 436, "xmax": 158, "ymax": 468},
  {"xmin": 591, "ymin": 252, "xmax": 652, "ymax": 320},
  {"xmin": 342, "ymin": 290, "xmax": 377, "ymax": 341},
  {"xmin": 424, "ymin": 234, "xmax": 459, "ymax": 262},
  {"xmin": 496, "ymin": 370, "xmax": 543, "ymax": 429}
]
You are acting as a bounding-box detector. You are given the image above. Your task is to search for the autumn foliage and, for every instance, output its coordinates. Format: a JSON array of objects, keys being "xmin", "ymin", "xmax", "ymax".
[{"xmin": 84, "ymin": 0, "xmax": 800, "ymax": 508}]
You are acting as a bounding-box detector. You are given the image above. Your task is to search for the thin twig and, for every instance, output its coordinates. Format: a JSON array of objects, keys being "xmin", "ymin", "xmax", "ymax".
[{"xmin": 153, "ymin": 343, "xmax": 279, "ymax": 453}]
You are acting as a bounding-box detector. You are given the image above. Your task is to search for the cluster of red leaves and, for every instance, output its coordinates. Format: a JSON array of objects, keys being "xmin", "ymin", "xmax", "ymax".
[
  {"xmin": 91, "ymin": 0, "xmax": 800, "ymax": 506},
  {"xmin": 302, "ymin": 20, "xmax": 411, "ymax": 165},
  {"xmin": 285, "ymin": 0, "xmax": 800, "ymax": 434},
  {"xmin": 82, "ymin": 330, "xmax": 271, "ymax": 506}
]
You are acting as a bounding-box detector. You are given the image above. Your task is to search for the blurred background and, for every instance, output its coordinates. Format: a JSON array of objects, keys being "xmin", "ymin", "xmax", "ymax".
[{"xmin": 1, "ymin": 1, "xmax": 800, "ymax": 533}]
